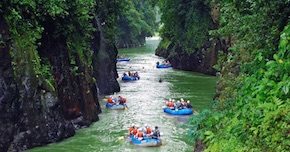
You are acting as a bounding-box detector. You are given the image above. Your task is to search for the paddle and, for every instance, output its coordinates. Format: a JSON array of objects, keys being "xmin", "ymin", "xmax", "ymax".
[
  {"xmin": 117, "ymin": 134, "xmax": 130, "ymax": 141},
  {"xmin": 124, "ymin": 103, "xmax": 128, "ymax": 110},
  {"xmin": 152, "ymin": 132, "xmax": 165, "ymax": 145}
]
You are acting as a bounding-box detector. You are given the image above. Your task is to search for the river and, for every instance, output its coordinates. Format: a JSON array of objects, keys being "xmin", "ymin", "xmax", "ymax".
[{"xmin": 28, "ymin": 38, "xmax": 217, "ymax": 152}]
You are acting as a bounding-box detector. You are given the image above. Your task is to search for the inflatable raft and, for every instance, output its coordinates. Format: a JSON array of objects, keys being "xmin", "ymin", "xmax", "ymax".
[
  {"xmin": 129, "ymin": 136, "xmax": 162, "ymax": 147},
  {"xmin": 122, "ymin": 75, "xmax": 140, "ymax": 81},
  {"xmin": 117, "ymin": 58, "xmax": 130, "ymax": 62},
  {"xmin": 156, "ymin": 64, "xmax": 172, "ymax": 68},
  {"xmin": 163, "ymin": 107, "xmax": 193, "ymax": 115},
  {"xmin": 106, "ymin": 102, "xmax": 126, "ymax": 110}
]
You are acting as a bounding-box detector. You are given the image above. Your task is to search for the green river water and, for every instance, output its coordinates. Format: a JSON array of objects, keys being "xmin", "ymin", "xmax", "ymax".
[{"xmin": 28, "ymin": 39, "xmax": 217, "ymax": 152}]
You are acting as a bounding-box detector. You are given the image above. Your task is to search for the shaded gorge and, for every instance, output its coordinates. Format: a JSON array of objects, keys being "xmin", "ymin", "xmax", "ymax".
[{"xmin": 28, "ymin": 39, "xmax": 217, "ymax": 152}]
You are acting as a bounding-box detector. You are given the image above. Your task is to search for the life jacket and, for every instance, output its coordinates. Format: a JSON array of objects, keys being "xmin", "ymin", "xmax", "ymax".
[
  {"xmin": 123, "ymin": 98, "xmax": 127, "ymax": 103},
  {"xmin": 131, "ymin": 129, "xmax": 137, "ymax": 135},
  {"xmin": 107, "ymin": 98, "xmax": 114, "ymax": 103},
  {"xmin": 166, "ymin": 102, "xmax": 170, "ymax": 107},
  {"xmin": 137, "ymin": 131, "xmax": 143, "ymax": 137},
  {"xmin": 183, "ymin": 102, "xmax": 187, "ymax": 106},
  {"xmin": 129, "ymin": 127, "xmax": 134, "ymax": 134},
  {"xmin": 146, "ymin": 128, "xmax": 151, "ymax": 134},
  {"xmin": 168, "ymin": 102, "xmax": 174, "ymax": 107}
]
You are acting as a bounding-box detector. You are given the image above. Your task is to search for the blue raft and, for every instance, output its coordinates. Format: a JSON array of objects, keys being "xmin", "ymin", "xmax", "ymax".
[
  {"xmin": 117, "ymin": 58, "xmax": 130, "ymax": 62},
  {"xmin": 163, "ymin": 107, "xmax": 193, "ymax": 115},
  {"xmin": 129, "ymin": 135, "xmax": 162, "ymax": 147},
  {"xmin": 106, "ymin": 102, "xmax": 126, "ymax": 110},
  {"xmin": 122, "ymin": 75, "xmax": 140, "ymax": 81},
  {"xmin": 156, "ymin": 64, "xmax": 172, "ymax": 68}
]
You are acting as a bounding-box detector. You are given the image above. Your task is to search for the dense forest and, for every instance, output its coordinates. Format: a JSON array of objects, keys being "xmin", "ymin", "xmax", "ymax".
[
  {"xmin": 115, "ymin": 0, "xmax": 158, "ymax": 48},
  {"xmin": 155, "ymin": 0, "xmax": 219, "ymax": 75},
  {"xmin": 156, "ymin": 0, "xmax": 290, "ymax": 151}
]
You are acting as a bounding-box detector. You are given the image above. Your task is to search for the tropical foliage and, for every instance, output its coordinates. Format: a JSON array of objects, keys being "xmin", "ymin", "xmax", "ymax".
[
  {"xmin": 157, "ymin": 0, "xmax": 212, "ymax": 54},
  {"xmin": 0, "ymin": 0, "xmax": 96, "ymax": 84},
  {"xmin": 115, "ymin": 0, "xmax": 158, "ymax": 47},
  {"xmin": 0, "ymin": 0, "xmax": 157, "ymax": 85},
  {"xmin": 180, "ymin": 0, "xmax": 290, "ymax": 151}
]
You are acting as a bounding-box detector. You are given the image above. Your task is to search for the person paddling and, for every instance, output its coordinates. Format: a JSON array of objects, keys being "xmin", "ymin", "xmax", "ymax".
[
  {"xmin": 152, "ymin": 126, "xmax": 161, "ymax": 139},
  {"xmin": 144, "ymin": 124, "xmax": 152, "ymax": 137},
  {"xmin": 186, "ymin": 100, "xmax": 193, "ymax": 109},
  {"xmin": 131, "ymin": 126, "xmax": 138, "ymax": 136},
  {"xmin": 135, "ymin": 128, "xmax": 144, "ymax": 140},
  {"xmin": 118, "ymin": 96, "xmax": 124, "ymax": 104},
  {"xmin": 129, "ymin": 124, "xmax": 135, "ymax": 135},
  {"xmin": 107, "ymin": 97, "xmax": 115, "ymax": 104}
]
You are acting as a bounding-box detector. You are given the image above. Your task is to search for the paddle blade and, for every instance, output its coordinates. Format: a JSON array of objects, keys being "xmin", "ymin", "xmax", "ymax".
[
  {"xmin": 161, "ymin": 141, "xmax": 165, "ymax": 145},
  {"xmin": 118, "ymin": 136, "xmax": 124, "ymax": 140},
  {"xmin": 125, "ymin": 107, "xmax": 128, "ymax": 110}
]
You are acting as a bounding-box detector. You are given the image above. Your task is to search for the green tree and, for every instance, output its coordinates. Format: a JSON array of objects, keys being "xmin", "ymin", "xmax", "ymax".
[
  {"xmin": 186, "ymin": 0, "xmax": 290, "ymax": 151},
  {"xmin": 116, "ymin": 0, "xmax": 157, "ymax": 47},
  {"xmin": 158, "ymin": 0, "xmax": 212, "ymax": 53}
]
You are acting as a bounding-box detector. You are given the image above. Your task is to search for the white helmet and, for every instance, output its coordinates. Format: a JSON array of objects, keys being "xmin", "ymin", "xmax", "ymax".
[
  {"xmin": 144, "ymin": 124, "xmax": 148, "ymax": 127},
  {"xmin": 132, "ymin": 123, "xmax": 135, "ymax": 127},
  {"xmin": 177, "ymin": 100, "xmax": 180, "ymax": 103},
  {"xmin": 180, "ymin": 98, "xmax": 184, "ymax": 102},
  {"xmin": 172, "ymin": 99, "xmax": 175, "ymax": 102},
  {"xmin": 169, "ymin": 98, "xmax": 172, "ymax": 101},
  {"xmin": 187, "ymin": 100, "xmax": 190, "ymax": 103},
  {"xmin": 138, "ymin": 128, "xmax": 142, "ymax": 131},
  {"xmin": 136, "ymin": 124, "xmax": 140, "ymax": 128}
]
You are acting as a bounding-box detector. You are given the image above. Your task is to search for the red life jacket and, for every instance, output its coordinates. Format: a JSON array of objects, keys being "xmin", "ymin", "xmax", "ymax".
[
  {"xmin": 107, "ymin": 98, "xmax": 114, "ymax": 103},
  {"xmin": 137, "ymin": 131, "xmax": 143, "ymax": 137},
  {"xmin": 146, "ymin": 128, "xmax": 151, "ymax": 134},
  {"xmin": 166, "ymin": 102, "xmax": 170, "ymax": 107},
  {"xmin": 132, "ymin": 129, "xmax": 137, "ymax": 135},
  {"xmin": 168, "ymin": 102, "xmax": 174, "ymax": 107},
  {"xmin": 129, "ymin": 127, "xmax": 134, "ymax": 133}
]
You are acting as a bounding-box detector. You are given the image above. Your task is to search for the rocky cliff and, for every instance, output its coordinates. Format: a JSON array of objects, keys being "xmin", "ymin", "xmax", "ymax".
[
  {"xmin": 0, "ymin": 8, "xmax": 119, "ymax": 152},
  {"xmin": 155, "ymin": 38, "xmax": 223, "ymax": 75},
  {"xmin": 92, "ymin": 17, "xmax": 120, "ymax": 95},
  {"xmin": 116, "ymin": 36, "xmax": 146, "ymax": 48},
  {"xmin": 155, "ymin": 3, "xmax": 228, "ymax": 76}
]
